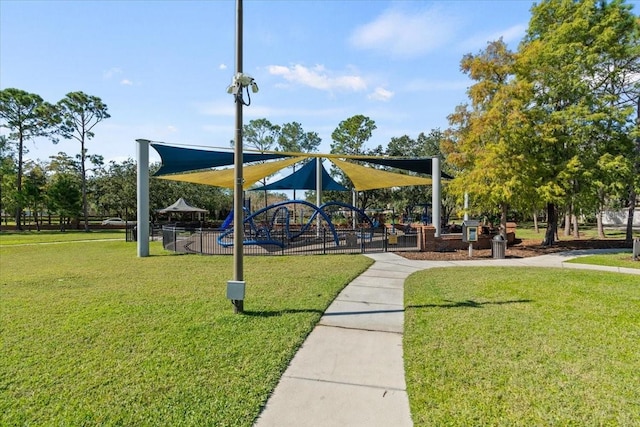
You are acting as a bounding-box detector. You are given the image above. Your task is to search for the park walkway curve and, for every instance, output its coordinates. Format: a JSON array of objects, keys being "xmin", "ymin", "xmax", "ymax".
[{"xmin": 254, "ymin": 250, "xmax": 639, "ymax": 427}]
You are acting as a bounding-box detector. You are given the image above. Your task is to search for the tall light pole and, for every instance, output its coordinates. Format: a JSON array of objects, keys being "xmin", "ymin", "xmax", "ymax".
[
  {"xmin": 230, "ymin": 0, "xmax": 245, "ymax": 313},
  {"xmin": 225, "ymin": 0, "xmax": 260, "ymax": 313},
  {"xmin": 432, "ymin": 156, "xmax": 442, "ymax": 237}
]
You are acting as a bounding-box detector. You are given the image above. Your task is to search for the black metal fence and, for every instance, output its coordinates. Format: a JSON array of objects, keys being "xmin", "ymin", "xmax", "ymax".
[
  {"xmin": 125, "ymin": 224, "xmax": 163, "ymax": 242},
  {"xmin": 160, "ymin": 225, "xmax": 420, "ymax": 256}
]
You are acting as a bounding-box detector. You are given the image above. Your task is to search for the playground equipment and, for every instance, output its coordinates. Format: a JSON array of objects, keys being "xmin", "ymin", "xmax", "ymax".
[{"xmin": 217, "ymin": 200, "xmax": 375, "ymax": 249}]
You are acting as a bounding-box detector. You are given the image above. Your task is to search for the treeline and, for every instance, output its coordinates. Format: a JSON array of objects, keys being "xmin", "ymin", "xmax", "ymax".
[
  {"xmin": 442, "ymin": 0, "xmax": 640, "ymax": 244},
  {"xmin": 0, "ymin": 150, "xmax": 234, "ymax": 230}
]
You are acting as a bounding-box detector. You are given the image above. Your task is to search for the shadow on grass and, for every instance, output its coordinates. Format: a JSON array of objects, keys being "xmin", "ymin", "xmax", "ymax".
[
  {"xmin": 323, "ymin": 308, "xmax": 405, "ymax": 316},
  {"xmin": 242, "ymin": 308, "xmax": 325, "ymax": 317},
  {"xmin": 408, "ymin": 299, "xmax": 533, "ymax": 309}
]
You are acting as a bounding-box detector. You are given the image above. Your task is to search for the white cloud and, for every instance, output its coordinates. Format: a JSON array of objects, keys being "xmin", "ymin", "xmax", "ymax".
[
  {"xmin": 103, "ymin": 67, "xmax": 122, "ymax": 79},
  {"xmin": 120, "ymin": 79, "xmax": 133, "ymax": 86},
  {"xmin": 167, "ymin": 125, "xmax": 178, "ymax": 133},
  {"xmin": 458, "ymin": 23, "xmax": 527, "ymax": 52},
  {"xmin": 267, "ymin": 64, "xmax": 367, "ymax": 92},
  {"xmin": 349, "ymin": 6, "xmax": 458, "ymax": 58},
  {"xmin": 368, "ymin": 87, "xmax": 394, "ymax": 101},
  {"xmin": 219, "ymin": 63, "xmax": 227, "ymax": 70}
]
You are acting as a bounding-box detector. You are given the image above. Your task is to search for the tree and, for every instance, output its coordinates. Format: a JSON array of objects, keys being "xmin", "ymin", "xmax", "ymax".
[
  {"xmin": 517, "ymin": 0, "xmax": 640, "ymax": 245},
  {"xmin": 386, "ymin": 130, "xmax": 455, "ymax": 224},
  {"xmin": 330, "ymin": 115, "xmax": 377, "ymax": 156},
  {"xmin": 277, "ymin": 121, "xmax": 321, "ymax": 154},
  {"xmin": 57, "ymin": 91, "xmax": 110, "ymax": 232},
  {"xmin": 93, "ymin": 159, "xmax": 137, "ymax": 220},
  {"xmin": 277, "ymin": 121, "xmax": 321, "ymax": 200},
  {"xmin": 238, "ymin": 118, "xmax": 280, "ymax": 209},
  {"xmin": 0, "ymin": 135, "xmax": 18, "ymax": 225},
  {"xmin": 22, "ymin": 161, "xmax": 47, "ymax": 230},
  {"xmin": 0, "ymin": 88, "xmax": 58, "ymax": 230},
  {"xmin": 47, "ymin": 172, "xmax": 82, "ymax": 231},
  {"xmin": 328, "ymin": 115, "xmax": 377, "ymax": 206},
  {"xmin": 443, "ymin": 39, "xmax": 535, "ymax": 237}
]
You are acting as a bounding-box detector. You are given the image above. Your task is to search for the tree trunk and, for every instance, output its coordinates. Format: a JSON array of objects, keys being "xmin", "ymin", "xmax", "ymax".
[
  {"xmin": 543, "ymin": 202, "xmax": 557, "ymax": 246},
  {"xmin": 563, "ymin": 209, "xmax": 571, "ymax": 237},
  {"xmin": 596, "ymin": 187, "xmax": 606, "ymax": 238},
  {"xmin": 626, "ymin": 186, "xmax": 636, "ymax": 243},
  {"xmin": 629, "ymin": 95, "xmax": 639, "ymax": 243},
  {"xmin": 533, "ymin": 210, "xmax": 539, "ymax": 233},
  {"xmin": 596, "ymin": 209, "xmax": 605, "ymax": 239},
  {"xmin": 81, "ymin": 138, "xmax": 90, "ymax": 232},
  {"xmin": 571, "ymin": 213, "xmax": 579, "ymax": 238},
  {"xmin": 15, "ymin": 135, "xmax": 24, "ymax": 231},
  {"xmin": 500, "ymin": 203, "xmax": 508, "ymax": 240}
]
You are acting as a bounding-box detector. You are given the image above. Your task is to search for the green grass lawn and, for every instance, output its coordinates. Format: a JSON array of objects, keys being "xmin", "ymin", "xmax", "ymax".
[
  {"xmin": 0, "ymin": 230, "xmax": 125, "ymax": 245},
  {"xmin": 404, "ymin": 267, "xmax": 640, "ymax": 426},
  {"xmin": 565, "ymin": 251, "xmax": 639, "ymax": 269},
  {"xmin": 0, "ymin": 240, "xmax": 373, "ymax": 426},
  {"xmin": 515, "ymin": 224, "xmax": 639, "ymax": 241}
]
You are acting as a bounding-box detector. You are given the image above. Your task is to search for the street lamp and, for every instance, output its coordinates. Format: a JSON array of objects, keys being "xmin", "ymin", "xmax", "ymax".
[{"xmin": 226, "ymin": 0, "xmax": 259, "ymax": 314}]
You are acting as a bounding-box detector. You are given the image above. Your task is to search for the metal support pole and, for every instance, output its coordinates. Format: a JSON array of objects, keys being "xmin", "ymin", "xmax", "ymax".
[
  {"xmin": 432, "ymin": 156, "xmax": 442, "ymax": 237},
  {"xmin": 136, "ymin": 139, "xmax": 150, "ymax": 257},
  {"xmin": 231, "ymin": 0, "xmax": 244, "ymax": 314},
  {"xmin": 464, "ymin": 192, "xmax": 469, "ymax": 221},
  {"xmin": 352, "ymin": 189, "xmax": 357, "ymax": 228},
  {"xmin": 316, "ymin": 157, "xmax": 322, "ymax": 237}
]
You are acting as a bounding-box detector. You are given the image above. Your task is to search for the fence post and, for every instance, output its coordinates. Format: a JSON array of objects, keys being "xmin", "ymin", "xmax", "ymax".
[
  {"xmin": 383, "ymin": 227, "xmax": 388, "ymax": 252},
  {"xmin": 323, "ymin": 228, "xmax": 327, "ymax": 255}
]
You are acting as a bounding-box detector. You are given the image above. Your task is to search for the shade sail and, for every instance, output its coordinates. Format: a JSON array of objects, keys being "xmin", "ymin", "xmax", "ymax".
[
  {"xmin": 328, "ymin": 158, "xmax": 433, "ymax": 191},
  {"xmin": 151, "ymin": 144, "xmax": 451, "ymax": 178},
  {"xmin": 151, "ymin": 143, "xmax": 290, "ymax": 175},
  {"xmin": 157, "ymin": 156, "xmax": 305, "ymax": 189},
  {"xmin": 357, "ymin": 157, "xmax": 453, "ymax": 179},
  {"xmin": 149, "ymin": 144, "xmax": 445, "ymax": 191},
  {"xmin": 250, "ymin": 159, "xmax": 348, "ymax": 191}
]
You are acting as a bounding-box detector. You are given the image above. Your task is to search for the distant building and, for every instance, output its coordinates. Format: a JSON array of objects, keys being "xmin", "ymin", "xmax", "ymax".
[{"xmin": 602, "ymin": 208, "xmax": 640, "ymax": 226}]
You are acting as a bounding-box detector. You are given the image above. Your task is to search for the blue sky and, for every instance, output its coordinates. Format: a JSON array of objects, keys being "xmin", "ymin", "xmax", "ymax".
[{"xmin": 4, "ymin": 0, "xmax": 633, "ymax": 166}]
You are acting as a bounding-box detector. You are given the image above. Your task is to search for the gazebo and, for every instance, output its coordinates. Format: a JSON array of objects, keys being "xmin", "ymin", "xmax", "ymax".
[{"xmin": 158, "ymin": 198, "xmax": 208, "ymax": 223}]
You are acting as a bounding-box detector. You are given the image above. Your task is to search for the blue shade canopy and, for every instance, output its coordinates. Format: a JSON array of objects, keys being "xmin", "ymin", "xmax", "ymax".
[
  {"xmin": 357, "ymin": 158, "xmax": 453, "ymax": 179},
  {"xmin": 250, "ymin": 160, "xmax": 348, "ymax": 191},
  {"xmin": 150, "ymin": 143, "xmax": 448, "ymax": 190},
  {"xmin": 152, "ymin": 143, "xmax": 290, "ymax": 175}
]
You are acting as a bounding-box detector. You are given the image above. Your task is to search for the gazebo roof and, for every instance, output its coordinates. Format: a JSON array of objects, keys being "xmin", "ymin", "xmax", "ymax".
[{"xmin": 158, "ymin": 198, "xmax": 208, "ymax": 213}]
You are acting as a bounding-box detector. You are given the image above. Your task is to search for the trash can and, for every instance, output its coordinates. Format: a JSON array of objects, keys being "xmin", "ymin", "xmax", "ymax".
[
  {"xmin": 633, "ymin": 238, "xmax": 640, "ymax": 261},
  {"xmin": 491, "ymin": 234, "xmax": 506, "ymax": 259}
]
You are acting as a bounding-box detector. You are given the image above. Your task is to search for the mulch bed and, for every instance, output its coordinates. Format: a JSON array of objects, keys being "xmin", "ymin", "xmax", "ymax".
[{"xmin": 399, "ymin": 238, "xmax": 634, "ymax": 261}]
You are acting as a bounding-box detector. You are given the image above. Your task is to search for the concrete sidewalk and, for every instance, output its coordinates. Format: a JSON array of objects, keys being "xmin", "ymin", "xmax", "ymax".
[{"xmin": 253, "ymin": 251, "xmax": 638, "ymax": 427}]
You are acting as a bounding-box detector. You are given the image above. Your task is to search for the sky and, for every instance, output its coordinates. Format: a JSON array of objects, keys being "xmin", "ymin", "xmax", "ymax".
[{"xmin": 2, "ymin": 0, "xmax": 637, "ymax": 168}]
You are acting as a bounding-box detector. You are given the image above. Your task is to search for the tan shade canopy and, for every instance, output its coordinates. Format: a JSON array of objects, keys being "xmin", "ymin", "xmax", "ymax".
[
  {"xmin": 157, "ymin": 156, "xmax": 305, "ymax": 189},
  {"xmin": 328, "ymin": 158, "xmax": 433, "ymax": 191},
  {"xmin": 156, "ymin": 153, "xmax": 435, "ymax": 191}
]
